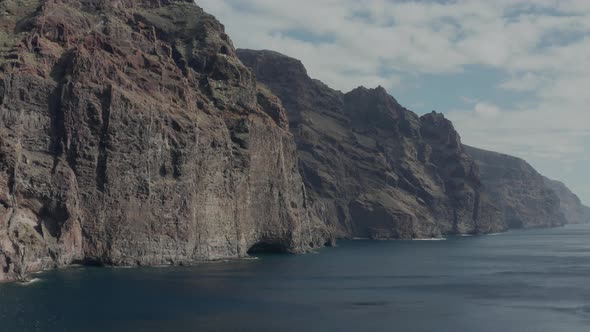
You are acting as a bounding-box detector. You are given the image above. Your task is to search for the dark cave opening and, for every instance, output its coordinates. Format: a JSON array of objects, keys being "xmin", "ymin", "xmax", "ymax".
[
  {"xmin": 71, "ymin": 258, "xmax": 105, "ymax": 267},
  {"xmin": 247, "ymin": 241, "xmax": 287, "ymax": 255}
]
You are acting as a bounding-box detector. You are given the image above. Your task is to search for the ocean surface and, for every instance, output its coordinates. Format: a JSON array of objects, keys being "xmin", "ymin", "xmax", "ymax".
[{"xmin": 2, "ymin": 224, "xmax": 590, "ymax": 332}]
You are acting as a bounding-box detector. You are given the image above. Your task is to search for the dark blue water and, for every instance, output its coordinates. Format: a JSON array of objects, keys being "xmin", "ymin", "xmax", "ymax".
[{"xmin": 2, "ymin": 225, "xmax": 590, "ymax": 332}]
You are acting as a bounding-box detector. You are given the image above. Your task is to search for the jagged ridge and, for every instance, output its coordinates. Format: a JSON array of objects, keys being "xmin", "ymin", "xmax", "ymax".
[{"xmin": 237, "ymin": 49, "xmax": 505, "ymax": 240}]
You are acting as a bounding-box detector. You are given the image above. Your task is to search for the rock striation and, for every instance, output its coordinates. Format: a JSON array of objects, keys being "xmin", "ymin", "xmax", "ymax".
[
  {"xmin": 0, "ymin": 0, "xmax": 327, "ymax": 282},
  {"xmin": 543, "ymin": 177, "xmax": 590, "ymax": 224},
  {"xmin": 1, "ymin": 1, "xmax": 586, "ymax": 283},
  {"xmin": 464, "ymin": 146, "xmax": 567, "ymax": 228},
  {"xmin": 237, "ymin": 49, "xmax": 505, "ymax": 240}
]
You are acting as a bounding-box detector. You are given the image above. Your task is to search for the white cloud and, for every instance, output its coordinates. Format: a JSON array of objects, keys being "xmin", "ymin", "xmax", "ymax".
[
  {"xmin": 474, "ymin": 102, "xmax": 501, "ymax": 118},
  {"xmin": 499, "ymin": 72, "xmax": 547, "ymax": 92}
]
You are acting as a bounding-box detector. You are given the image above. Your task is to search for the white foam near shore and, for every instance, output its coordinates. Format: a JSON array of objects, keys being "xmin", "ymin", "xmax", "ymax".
[
  {"xmin": 19, "ymin": 278, "xmax": 42, "ymax": 286},
  {"xmin": 352, "ymin": 237, "xmax": 447, "ymax": 241}
]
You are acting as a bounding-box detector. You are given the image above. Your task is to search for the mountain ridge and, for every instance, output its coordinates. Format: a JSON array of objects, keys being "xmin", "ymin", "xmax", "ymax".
[
  {"xmin": 238, "ymin": 48, "xmax": 506, "ymax": 240},
  {"xmin": 238, "ymin": 48, "xmax": 587, "ymax": 234}
]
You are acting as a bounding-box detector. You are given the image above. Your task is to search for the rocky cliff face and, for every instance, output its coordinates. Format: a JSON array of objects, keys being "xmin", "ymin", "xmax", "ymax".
[
  {"xmin": 464, "ymin": 146, "xmax": 566, "ymax": 228},
  {"xmin": 237, "ymin": 49, "xmax": 505, "ymax": 240},
  {"xmin": 0, "ymin": 0, "xmax": 327, "ymax": 282},
  {"xmin": 2, "ymin": 1, "xmax": 582, "ymax": 283},
  {"xmin": 543, "ymin": 177, "xmax": 590, "ymax": 224}
]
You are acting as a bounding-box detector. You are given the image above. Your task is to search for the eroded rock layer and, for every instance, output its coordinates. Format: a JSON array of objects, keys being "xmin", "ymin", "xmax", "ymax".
[
  {"xmin": 0, "ymin": 0, "xmax": 327, "ymax": 282},
  {"xmin": 464, "ymin": 146, "xmax": 567, "ymax": 228},
  {"xmin": 237, "ymin": 49, "xmax": 505, "ymax": 240}
]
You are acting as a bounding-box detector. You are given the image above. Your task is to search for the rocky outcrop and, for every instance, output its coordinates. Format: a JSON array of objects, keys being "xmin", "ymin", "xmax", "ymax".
[
  {"xmin": 237, "ymin": 49, "xmax": 505, "ymax": 240},
  {"xmin": 543, "ymin": 177, "xmax": 590, "ymax": 224},
  {"xmin": 0, "ymin": 0, "xmax": 327, "ymax": 282},
  {"xmin": 464, "ymin": 146, "xmax": 566, "ymax": 228}
]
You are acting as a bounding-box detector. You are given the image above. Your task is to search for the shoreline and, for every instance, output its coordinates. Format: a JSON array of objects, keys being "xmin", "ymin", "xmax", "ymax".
[{"xmin": 3, "ymin": 223, "xmax": 586, "ymax": 285}]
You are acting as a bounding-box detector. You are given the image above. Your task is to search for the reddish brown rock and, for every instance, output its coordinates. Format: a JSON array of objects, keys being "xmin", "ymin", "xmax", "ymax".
[{"xmin": 0, "ymin": 0, "xmax": 327, "ymax": 282}]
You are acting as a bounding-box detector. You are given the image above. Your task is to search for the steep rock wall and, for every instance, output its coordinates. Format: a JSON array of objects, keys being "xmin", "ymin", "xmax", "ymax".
[
  {"xmin": 464, "ymin": 146, "xmax": 566, "ymax": 228},
  {"xmin": 238, "ymin": 49, "xmax": 505, "ymax": 240},
  {"xmin": 543, "ymin": 177, "xmax": 590, "ymax": 224},
  {"xmin": 0, "ymin": 0, "xmax": 326, "ymax": 282}
]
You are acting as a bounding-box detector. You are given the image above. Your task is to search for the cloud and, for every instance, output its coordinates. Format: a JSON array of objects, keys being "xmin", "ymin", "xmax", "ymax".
[
  {"xmin": 448, "ymin": 106, "xmax": 590, "ymax": 162},
  {"xmin": 199, "ymin": 0, "xmax": 590, "ymax": 77},
  {"xmin": 474, "ymin": 102, "xmax": 501, "ymax": 118},
  {"xmin": 499, "ymin": 72, "xmax": 547, "ymax": 92},
  {"xmin": 197, "ymin": 0, "xmax": 590, "ymax": 202}
]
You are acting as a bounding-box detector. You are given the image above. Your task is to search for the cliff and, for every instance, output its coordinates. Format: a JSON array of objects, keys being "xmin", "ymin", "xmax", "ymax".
[
  {"xmin": 2, "ymin": 1, "xmax": 583, "ymax": 283},
  {"xmin": 463, "ymin": 146, "xmax": 566, "ymax": 228},
  {"xmin": 237, "ymin": 49, "xmax": 505, "ymax": 240},
  {"xmin": 543, "ymin": 177, "xmax": 590, "ymax": 224},
  {"xmin": 0, "ymin": 0, "xmax": 327, "ymax": 282}
]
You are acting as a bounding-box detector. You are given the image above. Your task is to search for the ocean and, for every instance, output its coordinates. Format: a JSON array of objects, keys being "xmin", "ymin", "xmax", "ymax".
[{"xmin": 1, "ymin": 224, "xmax": 590, "ymax": 332}]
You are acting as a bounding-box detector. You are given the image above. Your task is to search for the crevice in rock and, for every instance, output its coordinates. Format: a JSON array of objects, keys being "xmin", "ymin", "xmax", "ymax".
[
  {"xmin": 0, "ymin": 198, "xmax": 9, "ymax": 210},
  {"xmin": 171, "ymin": 43, "xmax": 189, "ymax": 76},
  {"xmin": 2, "ymin": 255, "xmax": 11, "ymax": 274},
  {"xmin": 170, "ymin": 148, "xmax": 183, "ymax": 178},
  {"xmin": 7, "ymin": 164, "xmax": 17, "ymax": 197},
  {"xmin": 49, "ymin": 50, "xmax": 75, "ymax": 173},
  {"xmin": 0, "ymin": 77, "xmax": 5, "ymax": 106},
  {"xmin": 96, "ymin": 86, "xmax": 113, "ymax": 192},
  {"xmin": 33, "ymin": 223, "xmax": 44, "ymax": 237}
]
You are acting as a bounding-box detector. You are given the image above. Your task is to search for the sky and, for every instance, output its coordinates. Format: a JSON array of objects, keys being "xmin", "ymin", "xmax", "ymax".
[{"xmin": 198, "ymin": 0, "xmax": 590, "ymax": 204}]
